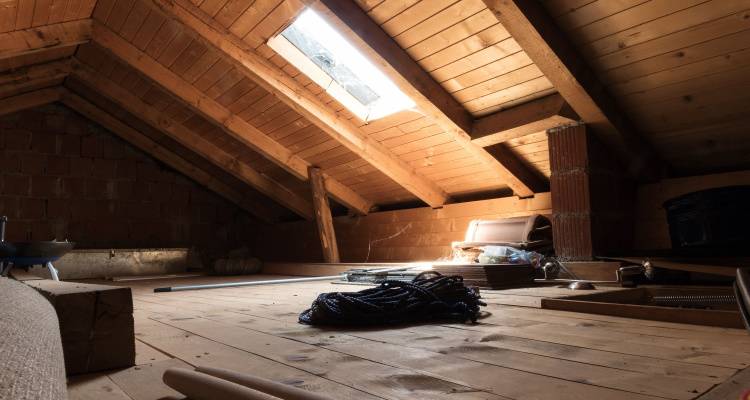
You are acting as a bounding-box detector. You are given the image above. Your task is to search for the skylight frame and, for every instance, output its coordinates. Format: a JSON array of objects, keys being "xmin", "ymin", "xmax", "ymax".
[{"xmin": 267, "ymin": 8, "xmax": 415, "ymax": 122}]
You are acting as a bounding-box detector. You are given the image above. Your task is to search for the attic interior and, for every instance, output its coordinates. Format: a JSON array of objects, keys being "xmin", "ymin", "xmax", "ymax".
[{"xmin": 1, "ymin": 0, "xmax": 750, "ymax": 399}]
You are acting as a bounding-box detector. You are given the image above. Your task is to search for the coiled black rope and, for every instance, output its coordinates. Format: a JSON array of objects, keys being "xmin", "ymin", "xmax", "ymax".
[{"xmin": 299, "ymin": 271, "xmax": 486, "ymax": 326}]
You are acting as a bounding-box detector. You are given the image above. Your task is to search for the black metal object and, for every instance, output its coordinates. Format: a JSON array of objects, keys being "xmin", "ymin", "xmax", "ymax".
[
  {"xmin": 0, "ymin": 216, "xmax": 16, "ymax": 259},
  {"xmin": 0, "ymin": 216, "xmax": 75, "ymax": 281},
  {"xmin": 664, "ymin": 186, "xmax": 750, "ymax": 254},
  {"xmin": 7, "ymin": 241, "xmax": 76, "ymax": 266},
  {"xmin": 299, "ymin": 272, "xmax": 486, "ymax": 326},
  {"xmin": 735, "ymin": 268, "xmax": 750, "ymax": 332}
]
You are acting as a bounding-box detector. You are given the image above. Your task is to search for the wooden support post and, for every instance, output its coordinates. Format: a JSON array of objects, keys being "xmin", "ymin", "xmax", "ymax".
[
  {"xmin": 549, "ymin": 124, "xmax": 635, "ymax": 260},
  {"xmin": 309, "ymin": 167, "xmax": 340, "ymax": 263}
]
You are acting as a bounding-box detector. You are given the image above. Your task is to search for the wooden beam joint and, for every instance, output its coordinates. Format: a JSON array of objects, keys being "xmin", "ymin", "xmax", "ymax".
[{"xmin": 472, "ymin": 94, "xmax": 578, "ymax": 147}]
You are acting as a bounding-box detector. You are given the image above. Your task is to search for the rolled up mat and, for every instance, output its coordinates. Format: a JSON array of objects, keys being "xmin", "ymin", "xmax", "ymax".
[
  {"xmin": 196, "ymin": 366, "xmax": 334, "ymax": 400},
  {"xmin": 163, "ymin": 368, "xmax": 282, "ymax": 400},
  {"xmin": 0, "ymin": 278, "xmax": 67, "ymax": 400}
]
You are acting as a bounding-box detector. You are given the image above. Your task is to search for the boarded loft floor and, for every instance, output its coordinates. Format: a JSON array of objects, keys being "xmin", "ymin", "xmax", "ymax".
[{"xmin": 66, "ymin": 275, "xmax": 750, "ymax": 400}]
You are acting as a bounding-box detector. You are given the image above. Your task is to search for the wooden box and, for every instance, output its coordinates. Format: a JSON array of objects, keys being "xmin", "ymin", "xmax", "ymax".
[{"xmin": 24, "ymin": 280, "xmax": 135, "ymax": 375}]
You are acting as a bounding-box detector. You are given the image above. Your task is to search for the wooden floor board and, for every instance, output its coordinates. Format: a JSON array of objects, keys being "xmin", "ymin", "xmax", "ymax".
[{"xmin": 67, "ymin": 275, "xmax": 749, "ymax": 400}]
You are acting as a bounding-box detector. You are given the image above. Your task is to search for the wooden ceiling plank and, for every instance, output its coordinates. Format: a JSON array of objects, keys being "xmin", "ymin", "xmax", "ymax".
[
  {"xmin": 482, "ymin": 0, "xmax": 665, "ymax": 180},
  {"xmin": 0, "ymin": 19, "xmax": 91, "ymax": 60},
  {"xmin": 90, "ymin": 23, "xmax": 372, "ymax": 215},
  {"xmin": 317, "ymin": 0, "xmax": 541, "ymax": 197},
  {"xmin": 0, "ymin": 86, "xmax": 64, "ymax": 116},
  {"xmin": 68, "ymin": 65, "xmax": 315, "ymax": 220},
  {"xmin": 147, "ymin": 0, "xmax": 448, "ymax": 207},
  {"xmin": 485, "ymin": 142, "xmax": 548, "ymax": 194},
  {"xmin": 471, "ymin": 93, "xmax": 577, "ymax": 147},
  {"xmin": 61, "ymin": 89, "xmax": 278, "ymax": 223}
]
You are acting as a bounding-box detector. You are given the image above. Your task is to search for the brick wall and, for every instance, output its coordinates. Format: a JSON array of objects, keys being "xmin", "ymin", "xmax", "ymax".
[
  {"xmin": 0, "ymin": 104, "xmax": 254, "ymax": 253},
  {"xmin": 251, "ymin": 194, "xmax": 552, "ymax": 263}
]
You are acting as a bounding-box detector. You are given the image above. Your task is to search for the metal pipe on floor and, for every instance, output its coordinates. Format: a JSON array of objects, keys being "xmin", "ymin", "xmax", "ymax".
[{"xmin": 154, "ymin": 275, "xmax": 343, "ymax": 292}]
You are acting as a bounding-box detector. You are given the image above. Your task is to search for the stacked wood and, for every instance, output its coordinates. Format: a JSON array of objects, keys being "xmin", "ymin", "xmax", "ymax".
[
  {"xmin": 432, "ymin": 263, "xmax": 534, "ymax": 289},
  {"xmin": 23, "ymin": 280, "xmax": 135, "ymax": 375}
]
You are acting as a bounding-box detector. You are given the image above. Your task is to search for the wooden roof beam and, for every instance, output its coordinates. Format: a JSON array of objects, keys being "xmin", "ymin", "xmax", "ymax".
[
  {"xmin": 60, "ymin": 89, "xmax": 278, "ymax": 223},
  {"xmin": 0, "ymin": 19, "xmax": 91, "ymax": 61},
  {"xmin": 146, "ymin": 0, "xmax": 448, "ymax": 207},
  {"xmin": 316, "ymin": 0, "xmax": 540, "ymax": 198},
  {"xmin": 0, "ymin": 86, "xmax": 64, "ymax": 117},
  {"xmin": 485, "ymin": 143, "xmax": 549, "ymax": 194},
  {"xmin": 69, "ymin": 63, "xmax": 315, "ymax": 220},
  {"xmin": 482, "ymin": 0, "xmax": 665, "ymax": 180},
  {"xmin": 472, "ymin": 94, "xmax": 578, "ymax": 147},
  {"xmin": 90, "ymin": 24, "xmax": 372, "ymax": 215},
  {"xmin": 0, "ymin": 58, "xmax": 71, "ymax": 99},
  {"xmin": 0, "ymin": 58, "xmax": 71, "ymax": 87}
]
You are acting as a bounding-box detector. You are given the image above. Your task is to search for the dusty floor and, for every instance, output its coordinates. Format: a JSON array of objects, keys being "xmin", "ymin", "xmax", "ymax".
[{"xmin": 67, "ymin": 275, "xmax": 750, "ymax": 400}]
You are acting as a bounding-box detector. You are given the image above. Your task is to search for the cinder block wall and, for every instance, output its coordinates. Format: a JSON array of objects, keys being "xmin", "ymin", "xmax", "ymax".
[
  {"xmin": 0, "ymin": 104, "xmax": 253, "ymax": 253},
  {"xmin": 251, "ymin": 194, "xmax": 552, "ymax": 263}
]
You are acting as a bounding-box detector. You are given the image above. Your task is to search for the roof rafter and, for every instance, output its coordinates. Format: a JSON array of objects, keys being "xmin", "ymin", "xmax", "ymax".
[
  {"xmin": 485, "ymin": 143, "xmax": 549, "ymax": 194},
  {"xmin": 0, "ymin": 19, "xmax": 91, "ymax": 61},
  {"xmin": 0, "ymin": 58, "xmax": 71, "ymax": 99},
  {"xmin": 60, "ymin": 89, "xmax": 278, "ymax": 223},
  {"xmin": 89, "ymin": 23, "xmax": 371, "ymax": 215},
  {"xmin": 0, "ymin": 86, "xmax": 64, "ymax": 117},
  {"xmin": 145, "ymin": 0, "xmax": 449, "ymax": 207},
  {"xmin": 482, "ymin": 0, "xmax": 665, "ymax": 180},
  {"xmin": 69, "ymin": 62, "xmax": 316, "ymax": 220},
  {"xmin": 471, "ymin": 94, "xmax": 578, "ymax": 147},
  {"xmin": 316, "ymin": 0, "xmax": 543, "ymax": 198}
]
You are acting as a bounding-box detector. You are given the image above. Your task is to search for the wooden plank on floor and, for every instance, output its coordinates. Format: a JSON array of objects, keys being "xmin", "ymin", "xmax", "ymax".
[
  {"xmin": 132, "ymin": 283, "xmax": 739, "ymax": 398},
  {"xmin": 135, "ymin": 339, "xmax": 172, "ymax": 365},
  {"xmin": 73, "ymin": 277, "xmax": 750, "ymax": 400},
  {"xmin": 68, "ymin": 374, "xmax": 134, "ymax": 400},
  {"xmin": 145, "ymin": 313, "xmax": 507, "ymax": 399},
  {"xmin": 149, "ymin": 311, "xmax": 662, "ymax": 400},
  {"xmin": 200, "ymin": 310, "xmax": 716, "ymax": 400},
  {"xmin": 697, "ymin": 367, "xmax": 750, "ymax": 400},
  {"xmin": 132, "ymin": 316, "xmax": 415, "ymax": 399},
  {"xmin": 106, "ymin": 359, "xmax": 189, "ymax": 400}
]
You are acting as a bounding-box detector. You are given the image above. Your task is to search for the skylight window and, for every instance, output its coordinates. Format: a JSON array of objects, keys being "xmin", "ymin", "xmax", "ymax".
[{"xmin": 268, "ymin": 9, "xmax": 415, "ymax": 122}]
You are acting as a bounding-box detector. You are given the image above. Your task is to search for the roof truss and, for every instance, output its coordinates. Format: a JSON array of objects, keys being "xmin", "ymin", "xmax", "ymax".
[
  {"xmin": 482, "ymin": 0, "xmax": 666, "ymax": 180},
  {"xmin": 89, "ymin": 22, "xmax": 371, "ymax": 215},
  {"xmin": 316, "ymin": 0, "xmax": 549, "ymax": 198},
  {"xmin": 471, "ymin": 94, "xmax": 578, "ymax": 147},
  {"xmin": 147, "ymin": 0, "xmax": 449, "ymax": 207},
  {"xmin": 0, "ymin": 0, "xmax": 613, "ymax": 219},
  {"xmin": 60, "ymin": 89, "xmax": 279, "ymax": 223},
  {"xmin": 0, "ymin": 20, "xmax": 91, "ymax": 62},
  {"xmin": 68, "ymin": 60, "xmax": 316, "ymax": 220}
]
